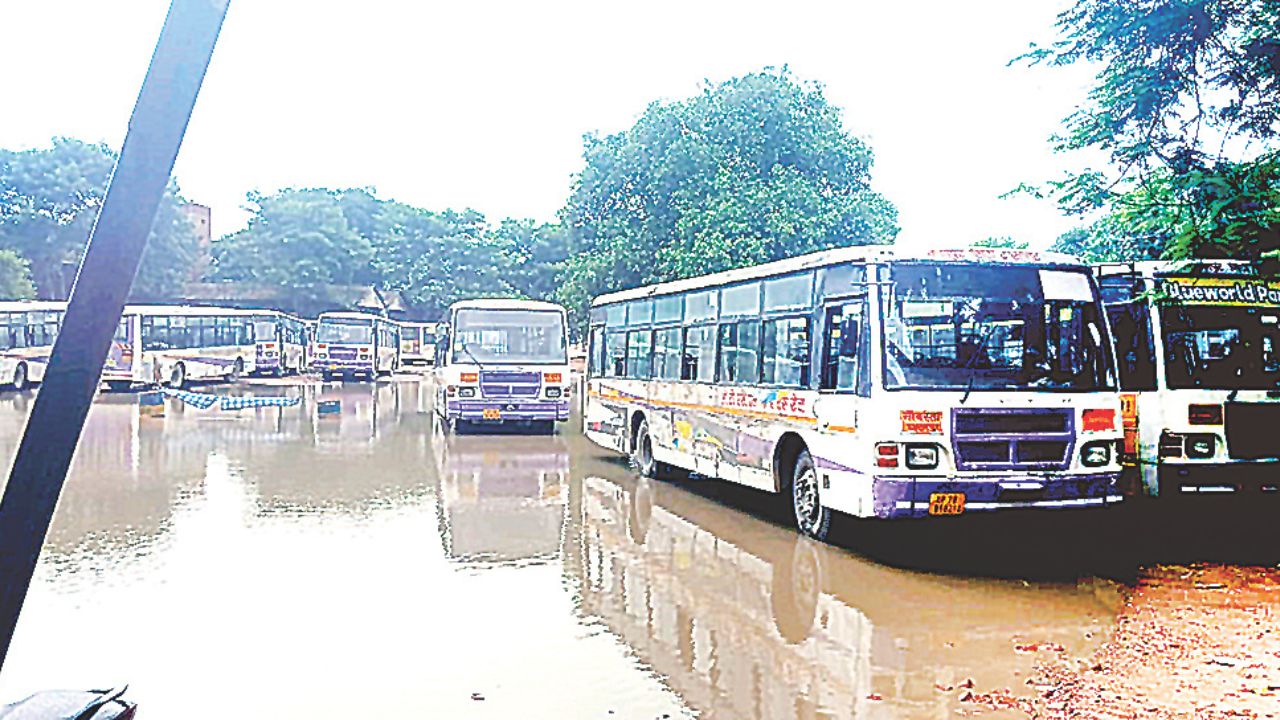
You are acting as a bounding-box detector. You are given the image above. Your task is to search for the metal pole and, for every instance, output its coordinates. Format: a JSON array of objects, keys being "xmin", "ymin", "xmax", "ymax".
[{"xmin": 0, "ymin": 0, "xmax": 230, "ymax": 672}]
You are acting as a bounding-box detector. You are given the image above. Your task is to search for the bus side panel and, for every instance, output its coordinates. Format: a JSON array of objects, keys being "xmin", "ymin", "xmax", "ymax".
[{"xmin": 584, "ymin": 379, "xmax": 629, "ymax": 455}]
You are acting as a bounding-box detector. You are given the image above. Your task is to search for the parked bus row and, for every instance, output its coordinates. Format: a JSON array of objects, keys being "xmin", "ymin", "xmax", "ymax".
[{"xmin": 0, "ymin": 302, "xmax": 443, "ymax": 391}]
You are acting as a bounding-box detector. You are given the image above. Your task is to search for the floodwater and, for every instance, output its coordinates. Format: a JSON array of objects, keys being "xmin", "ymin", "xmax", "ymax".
[{"xmin": 0, "ymin": 378, "xmax": 1144, "ymax": 717}]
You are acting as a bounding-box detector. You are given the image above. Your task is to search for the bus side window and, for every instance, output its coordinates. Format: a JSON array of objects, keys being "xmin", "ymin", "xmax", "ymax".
[
  {"xmin": 588, "ymin": 326, "xmax": 604, "ymax": 378},
  {"xmin": 605, "ymin": 330, "xmax": 626, "ymax": 378},
  {"xmin": 820, "ymin": 302, "xmax": 867, "ymax": 393},
  {"xmin": 681, "ymin": 325, "xmax": 715, "ymax": 382}
]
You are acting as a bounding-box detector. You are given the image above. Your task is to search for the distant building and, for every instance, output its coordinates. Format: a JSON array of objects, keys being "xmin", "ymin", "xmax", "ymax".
[{"xmin": 180, "ymin": 202, "xmax": 213, "ymax": 280}]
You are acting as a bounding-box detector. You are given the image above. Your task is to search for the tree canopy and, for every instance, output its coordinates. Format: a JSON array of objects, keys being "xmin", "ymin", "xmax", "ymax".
[
  {"xmin": 1023, "ymin": 0, "xmax": 1280, "ymax": 262},
  {"xmin": 557, "ymin": 69, "xmax": 897, "ymax": 328},
  {"xmin": 0, "ymin": 138, "xmax": 200, "ymax": 299}
]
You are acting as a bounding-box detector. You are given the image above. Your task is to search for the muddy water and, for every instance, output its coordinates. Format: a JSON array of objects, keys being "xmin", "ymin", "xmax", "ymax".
[{"xmin": 0, "ymin": 379, "xmax": 1124, "ymax": 718}]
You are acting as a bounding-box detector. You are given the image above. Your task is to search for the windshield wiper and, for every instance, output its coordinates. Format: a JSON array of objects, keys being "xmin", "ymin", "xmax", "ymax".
[
  {"xmin": 457, "ymin": 341, "xmax": 487, "ymax": 370},
  {"xmin": 957, "ymin": 322, "xmax": 997, "ymax": 404}
]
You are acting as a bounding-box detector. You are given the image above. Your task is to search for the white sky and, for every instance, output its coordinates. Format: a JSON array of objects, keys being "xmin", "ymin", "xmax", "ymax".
[{"xmin": 1, "ymin": 0, "xmax": 1095, "ymax": 248}]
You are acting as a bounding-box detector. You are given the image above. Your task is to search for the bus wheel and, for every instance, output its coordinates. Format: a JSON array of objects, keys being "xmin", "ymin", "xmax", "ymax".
[
  {"xmin": 791, "ymin": 450, "xmax": 831, "ymax": 541},
  {"xmin": 11, "ymin": 363, "xmax": 28, "ymax": 391},
  {"xmin": 169, "ymin": 363, "xmax": 187, "ymax": 390},
  {"xmin": 631, "ymin": 418, "xmax": 658, "ymax": 478},
  {"xmin": 230, "ymin": 357, "xmax": 244, "ymax": 382}
]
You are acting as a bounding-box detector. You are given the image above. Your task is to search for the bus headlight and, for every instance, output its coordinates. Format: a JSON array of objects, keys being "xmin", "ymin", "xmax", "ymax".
[
  {"xmin": 458, "ymin": 387, "xmax": 476, "ymax": 398},
  {"xmin": 545, "ymin": 387, "xmax": 562, "ymax": 399},
  {"xmin": 1081, "ymin": 441, "xmax": 1112, "ymax": 467},
  {"xmin": 1185, "ymin": 434, "xmax": 1216, "ymax": 459},
  {"xmin": 904, "ymin": 443, "xmax": 939, "ymax": 470}
]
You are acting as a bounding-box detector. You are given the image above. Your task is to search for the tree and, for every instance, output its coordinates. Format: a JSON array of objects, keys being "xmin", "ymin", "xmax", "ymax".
[
  {"xmin": 495, "ymin": 219, "xmax": 569, "ymax": 301},
  {"xmin": 0, "ymin": 250, "xmax": 35, "ymax": 299},
  {"xmin": 973, "ymin": 236, "xmax": 1029, "ymax": 249},
  {"xmin": 0, "ymin": 137, "xmax": 200, "ymax": 298},
  {"xmin": 558, "ymin": 69, "xmax": 898, "ymax": 329},
  {"xmin": 1022, "ymin": 0, "xmax": 1280, "ymax": 262},
  {"xmin": 210, "ymin": 189, "xmax": 375, "ymax": 288},
  {"xmin": 1050, "ymin": 224, "xmax": 1164, "ymax": 263}
]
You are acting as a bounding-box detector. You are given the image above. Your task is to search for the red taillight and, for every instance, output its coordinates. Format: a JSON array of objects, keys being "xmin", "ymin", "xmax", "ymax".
[
  {"xmin": 1082, "ymin": 408, "xmax": 1117, "ymax": 433},
  {"xmin": 317, "ymin": 344, "xmax": 327, "ymax": 350},
  {"xmin": 460, "ymin": 372, "xmax": 479, "ymax": 383},
  {"xmin": 543, "ymin": 372, "xmax": 562, "ymax": 384},
  {"xmin": 1188, "ymin": 404, "xmax": 1223, "ymax": 425},
  {"xmin": 265, "ymin": 342, "xmax": 276, "ymax": 349},
  {"xmin": 875, "ymin": 442, "xmax": 899, "ymax": 468}
]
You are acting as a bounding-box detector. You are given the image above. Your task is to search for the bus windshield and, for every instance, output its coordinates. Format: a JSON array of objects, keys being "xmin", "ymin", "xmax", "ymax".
[
  {"xmin": 883, "ymin": 263, "xmax": 1114, "ymax": 392},
  {"xmin": 1161, "ymin": 305, "xmax": 1280, "ymax": 390},
  {"xmin": 317, "ymin": 320, "xmax": 373, "ymax": 344},
  {"xmin": 453, "ymin": 309, "xmax": 566, "ymax": 364}
]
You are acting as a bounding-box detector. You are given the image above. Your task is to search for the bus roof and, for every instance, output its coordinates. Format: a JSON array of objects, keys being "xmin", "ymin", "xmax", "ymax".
[
  {"xmin": 1095, "ymin": 259, "xmax": 1257, "ymax": 277},
  {"xmin": 591, "ymin": 245, "xmax": 1085, "ymax": 307},
  {"xmin": 0, "ymin": 301, "xmax": 68, "ymax": 312},
  {"xmin": 317, "ymin": 311, "xmax": 387, "ymax": 322},
  {"xmin": 447, "ymin": 299, "xmax": 566, "ymax": 313},
  {"xmin": 122, "ymin": 304, "xmax": 272, "ymax": 317}
]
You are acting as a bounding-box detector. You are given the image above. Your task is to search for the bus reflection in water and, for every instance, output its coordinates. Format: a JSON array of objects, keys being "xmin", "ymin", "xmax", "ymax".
[
  {"xmin": 570, "ymin": 474, "xmax": 1118, "ymax": 719},
  {"xmin": 432, "ymin": 420, "xmax": 569, "ymax": 564}
]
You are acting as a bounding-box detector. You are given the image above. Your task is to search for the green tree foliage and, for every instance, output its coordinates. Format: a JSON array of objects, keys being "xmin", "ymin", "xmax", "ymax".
[
  {"xmin": 1050, "ymin": 224, "xmax": 1164, "ymax": 263},
  {"xmin": 973, "ymin": 236, "xmax": 1029, "ymax": 249},
  {"xmin": 1023, "ymin": 0, "xmax": 1280, "ymax": 261},
  {"xmin": 0, "ymin": 250, "xmax": 35, "ymax": 299},
  {"xmin": 0, "ymin": 137, "xmax": 200, "ymax": 298},
  {"xmin": 558, "ymin": 69, "xmax": 898, "ymax": 327},
  {"xmin": 210, "ymin": 189, "xmax": 544, "ymax": 319}
]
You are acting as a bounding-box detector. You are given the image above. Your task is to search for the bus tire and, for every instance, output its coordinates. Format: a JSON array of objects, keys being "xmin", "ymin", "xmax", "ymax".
[
  {"xmin": 11, "ymin": 363, "xmax": 28, "ymax": 391},
  {"xmin": 169, "ymin": 363, "xmax": 186, "ymax": 390},
  {"xmin": 791, "ymin": 450, "xmax": 831, "ymax": 542}
]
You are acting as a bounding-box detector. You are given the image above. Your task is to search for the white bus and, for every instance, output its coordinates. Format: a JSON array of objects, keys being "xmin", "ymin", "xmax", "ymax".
[
  {"xmin": 434, "ymin": 299, "xmax": 572, "ymax": 432},
  {"xmin": 1096, "ymin": 260, "xmax": 1280, "ymax": 498},
  {"xmin": 103, "ymin": 305, "xmax": 259, "ymax": 390},
  {"xmin": 0, "ymin": 301, "xmax": 66, "ymax": 391},
  {"xmin": 311, "ymin": 311, "xmax": 400, "ymax": 380},
  {"xmin": 584, "ymin": 247, "xmax": 1125, "ymax": 539},
  {"xmin": 250, "ymin": 311, "xmax": 308, "ymax": 376},
  {"xmin": 398, "ymin": 321, "xmax": 439, "ymax": 365}
]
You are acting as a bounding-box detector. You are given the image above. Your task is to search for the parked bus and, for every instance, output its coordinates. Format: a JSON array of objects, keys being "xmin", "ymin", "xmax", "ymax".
[
  {"xmin": 251, "ymin": 311, "xmax": 308, "ymax": 376},
  {"xmin": 0, "ymin": 301, "xmax": 66, "ymax": 391},
  {"xmin": 312, "ymin": 311, "xmax": 400, "ymax": 381},
  {"xmin": 103, "ymin": 305, "xmax": 258, "ymax": 390},
  {"xmin": 1096, "ymin": 260, "xmax": 1280, "ymax": 498},
  {"xmin": 584, "ymin": 247, "xmax": 1124, "ymax": 539},
  {"xmin": 434, "ymin": 299, "xmax": 572, "ymax": 431},
  {"xmin": 399, "ymin": 321, "xmax": 439, "ymax": 365}
]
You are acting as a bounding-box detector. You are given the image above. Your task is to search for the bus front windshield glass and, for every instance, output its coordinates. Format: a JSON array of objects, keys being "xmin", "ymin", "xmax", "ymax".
[
  {"xmin": 453, "ymin": 310, "xmax": 567, "ymax": 364},
  {"xmin": 1161, "ymin": 305, "xmax": 1280, "ymax": 390},
  {"xmin": 317, "ymin": 320, "xmax": 373, "ymax": 344},
  {"xmin": 883, "ymin": 263, "xmax": 1114, "ymax": 392}
]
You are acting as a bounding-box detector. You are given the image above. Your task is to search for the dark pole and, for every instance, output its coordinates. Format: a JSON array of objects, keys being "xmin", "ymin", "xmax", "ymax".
[{"xmin": 0, "ymin": 0, "xmax": 230, "ymax": 672}]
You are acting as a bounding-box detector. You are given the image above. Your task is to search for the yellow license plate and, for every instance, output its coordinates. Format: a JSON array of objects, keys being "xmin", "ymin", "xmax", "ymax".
[
  {"xmin": 928, "ymin": 492, "xmax": 966, "ymax": 516},
  {"xmin": 482, "ymin": 408, "xmax": 501, "ymax": 420}
]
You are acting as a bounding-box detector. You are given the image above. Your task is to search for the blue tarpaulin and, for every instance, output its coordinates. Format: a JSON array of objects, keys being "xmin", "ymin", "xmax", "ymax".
[{"xmin": 159, "ymin": 388, "xmax": 300, "ymax": 410}]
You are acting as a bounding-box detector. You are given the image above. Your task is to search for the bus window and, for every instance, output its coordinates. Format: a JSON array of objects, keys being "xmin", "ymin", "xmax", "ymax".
[
  {"xmin": 605, "ymin": 330, "xmax": 626, "ymax": 377},
  {"xmin": 625, "ymin": 330, "xmax": 653, "ymax": 379},
  {"xmin": 588, "ymin": 326, "xmax": 604, "ymax": 378},
  {"xmin": 653, "ymin": 327, "xmax": 682, "ymax": 380},
  {"xmin": 717, "ymin": 321, "xmax": 760, "ymax": 384},
  {"xmin": 681, "ymin": 325, "xmax": 715, "ymax": 382},
  {"xmin": 821, "ymin": 302, "xmax": 866, "ymax": 393},
  {"xmin": 762, "ymin": 317, "xmax": 810, "ymax": 387}
]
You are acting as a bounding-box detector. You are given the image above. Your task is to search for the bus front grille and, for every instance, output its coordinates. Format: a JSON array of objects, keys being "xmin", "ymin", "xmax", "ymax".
[
  {"xmin": 952, "ymin": 408, "xmax": 1073, "ymax": 471},
  {"xmin": 1225, "ymin": 402, "xmax": 1280, "ymax": 460},
  {"xmin": 480, "ymin": 371, "xmax": 541, "ymax": 398}
]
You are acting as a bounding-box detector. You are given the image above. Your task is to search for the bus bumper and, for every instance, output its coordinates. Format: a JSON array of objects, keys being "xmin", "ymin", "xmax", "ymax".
[
  {"xmin": 1156, "ymin": 462, "xmax": 1280, "ymax": 497},
  {"xmin": 446, "ymin": 400, "xmax": 571, "ymax": 423},
  {"xmin": 870, "ymin": 472, "xmax": 1123, "ymax": 519}
]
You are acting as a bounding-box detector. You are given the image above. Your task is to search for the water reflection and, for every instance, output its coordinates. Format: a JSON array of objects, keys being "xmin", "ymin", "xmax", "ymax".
[
  {"xmin": 564, "ymin": 469, "xmax": 1121, "ymax": 719},
  {"xmin": 432, "ymin": 420, "xmax": 570, "ymax": 565}
]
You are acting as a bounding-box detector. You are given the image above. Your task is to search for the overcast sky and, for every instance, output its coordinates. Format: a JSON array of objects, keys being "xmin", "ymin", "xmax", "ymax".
[{"xmin": 2, "ymin": 0, "xmax": 1095, "ymax": 248}]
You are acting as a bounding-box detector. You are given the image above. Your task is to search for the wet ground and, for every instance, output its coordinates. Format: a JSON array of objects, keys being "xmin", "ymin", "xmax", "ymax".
[{"xmin": 0, "ymin": 375, "xmax": 1277, "ymax": 718}]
